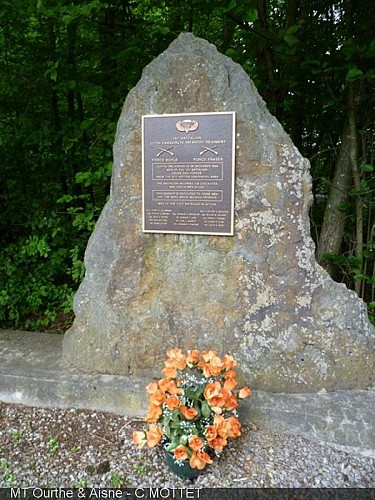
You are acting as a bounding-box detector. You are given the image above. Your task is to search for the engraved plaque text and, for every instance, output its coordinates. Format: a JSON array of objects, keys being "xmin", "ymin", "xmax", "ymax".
[{"xmin": 142, "ymin": 112, "xmax": 235, "ymax": 235}]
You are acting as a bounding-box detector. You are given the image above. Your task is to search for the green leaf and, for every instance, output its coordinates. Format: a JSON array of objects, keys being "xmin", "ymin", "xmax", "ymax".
[
  {"xmin": 322, "ymin": 253, "xmax": 345, "ymax": 265},
  {"xmin": 80, "ymin": 119, "xmax": 93, "ymax": 131},
  {"xmin": 75, "ymin": 171, "xmax": 92, "ymax": 186},
  {"xmin": 201, "ymin": 402, "xmax": 211, "ymax": 418},
  {"xmin": 286, "ymin": 25, "xmax": 299, "ymax": 35},
  {"xmin": 225, "ymin": 48, "xmax": 241, "ymax": 63},
  {"xmin": 353, "ymin": 273, "xmax": 366, "ymax": 281},
  {"xmin": 67, "ymin": 80, "xmax": 76, "ymax": 89},
  {"xmin": 245, "ymin": 8, "xmax": 258, "ymax": 23},
  {"xmin": 179, "ymin": 435, "xmax": 188, "ymax": 445},
  {"xmin": 347, "ymin": 256, "xmax": 362, "ymax": 268},
  {"xmin": 57, "ymin": 195, "xmax": 74, "ymax": 204},
  {"xmin": 346, "ymin": 67, "xmax": 363, "ymax": 81},
  {"xmin": 171, "ymin": 410, "xmax": 180, "ymax": 422},
  {"xmin": 363, "ymin": 249, "xmax": 374, "ymax": 259},
  {"xmin": 187, "ymin": 385, "xmax": 205, "ymax": 401},
  {"xmin": 62, "ymin": 15, "xmax": 73, "ymax": 25},
  {"xmin": 166, "ymin": 440, "xmax": 179, "ymax": 452},
  {"xmin": 336, "ymin": 201, "xmax": 349, "ymax": 212},
  {"xmin": 163, "ymin": 415, "xmax": 171, "ymax": 426},
  {"xmin": 365, "ymin": 39, "xmax": 375, "ymax": 58},
  {"xmin": 218, "ymin": 0, "xmax": 237, "ymax": 13},
  {"xmin": 170, "ymin": 422, "xmax": 181, "ymax": 429},
  {"xmin": 284, "ymin": 34, "xmax": 298, "ymax": 46},
  {"xmin": 362, "ymin": 163, "xmax": 373, "ymax": 172}
]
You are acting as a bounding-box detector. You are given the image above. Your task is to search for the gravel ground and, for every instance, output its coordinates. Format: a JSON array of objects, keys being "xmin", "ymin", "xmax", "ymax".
[{"xmin": 0, "ymin": 402, "xmax": 374, "ymax": 489}]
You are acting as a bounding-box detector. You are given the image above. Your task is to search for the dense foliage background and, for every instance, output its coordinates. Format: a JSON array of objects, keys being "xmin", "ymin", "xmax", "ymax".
[{"xmin": 0, "ymin": 0, "xmax": 374, "ymax": 331}]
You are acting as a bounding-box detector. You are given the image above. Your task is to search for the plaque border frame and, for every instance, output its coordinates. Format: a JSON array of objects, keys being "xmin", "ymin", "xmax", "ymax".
[{"xmin": 142, "ymin": 111, "xmax": 236, "ymax": 236}]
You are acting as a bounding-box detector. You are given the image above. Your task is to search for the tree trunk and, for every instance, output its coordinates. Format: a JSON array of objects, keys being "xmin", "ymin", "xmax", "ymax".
[
  {"xmin": 47, "ymin": 18, "xmax": 67, "ymax": 193},
  {"xmin": 316, "ymin": 97, "xmax": 355, "ymax": 277},
  {"xmin": 347, "ymin": 82, "xmax": 362, "ymax": 295}
]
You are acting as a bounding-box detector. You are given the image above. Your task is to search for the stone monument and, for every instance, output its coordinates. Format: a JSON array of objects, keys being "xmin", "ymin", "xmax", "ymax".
[{"xmin": 63, "ymin": 33, "xmax": 375, "ymax": 392}]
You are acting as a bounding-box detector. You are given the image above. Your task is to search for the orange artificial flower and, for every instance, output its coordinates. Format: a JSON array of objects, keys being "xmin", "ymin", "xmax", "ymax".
[
  {"xmin": 188, "ymin": 435, "xmax": 204, "ymax": 451},
  {"xmin": 222, "ymin": 354, "xmax": 237, "ymax": 370},
  {"xmin": 239, "ymin": 386, "xmax": 252, "ymax": 399},
  {"xmin": 202, "ymin": 363, "xmax": 213, "ymax": 378},
  {"xmin": 210, "ymin": 356, "xmax": 225, "ymax": 375},
  {"xmin": 180, "ymin": 406, "xmax": 198, "ymax": 420},
  {"xmin": 132, "ymin": 430, "xmax": 147, "ymax": 449},
  {"xmin": 146, "ymin": 381, "xmax": 158, "ymax": 394},
  {"xmin": 149, "ymin": 389, "xmax": 166, "ymax": 406},
  {"xmin": 174, "ymin": 445, "xmax": 188, "ymax": 461},
  {"xmin": 220, "ymin": 387, "xmax": 232, "ymax": 401},
  {"xmin": 186, "ymin": 349, "xmax": 200, "ymax": 366},
  {"xmin": 145, "ymin": 404, "xmax": 162, "ymax": 423},
  {"xmin": 158, "ymin": 378, "xmax": 184, "ymax": 395},
  {"xmin": 190, "ymin": 451, "xmax": 213, "ymax": 470},
  {"xmin": 134, "ymin": 349, "xmax": 250, "ymax": 466},
  {"xmin": 224, "ymin": 369, "xmax": 237, "ymax": 379},
  {"xmin": 146, "ymin": 424, "xmax": 163, "ymax": 447},
  {"xmin": 166, "ymin": 395, "xmax": 181, "ymax": 410},
  {"xmin": 165, "ymin": 348, "xmax": 187, "ymax": 371},
  {"xmin": 207, "ymin": 435, "xmax": 227, "ymax": 451},
  {"xmin": 203, "ymin": 381, "xmax": 221, "ymax": 401},
  {"xmin": 208, "ymin": 387, "xmax": 232, "ymax": 411},
  {"xmin": 224, "ymin": 377, "xmax": 238, "ymax": 391},
  {"xmin": 201, "ymin": 350, "xmax": 218, "ymax": 363},
  {"xmin": 226, "ymin": 416, "xmax": 241, "ymax": 438},
  {"xmin": 209, "ymin": 394, "xmax": 227, "ymax": 409},
  {"xmin": 213, "ymin": 415, "xmax": 228, "ymax": 437},
  {"xmin": 202, "ymin": 356, "xmax": 224, "ymax": 377},
  {"xmin": 205, "ymin": 425, "xmax": 217, "ymax": 441},
  {"xmin": 224, "ymin": 395, "xmax": 238, "ymax": 411},
  {"xmin": 166, "ymin": 348, "xmax": 182, "ymax": 359},
  {"xmin": 162, "ymin": 365, "xmax": 178, "ymax": 379}
]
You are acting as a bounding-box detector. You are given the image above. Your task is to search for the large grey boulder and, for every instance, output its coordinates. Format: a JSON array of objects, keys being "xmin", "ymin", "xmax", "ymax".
[{"xmin": 63, "ymin": 33, "xmax": 375, "ymax": 392}]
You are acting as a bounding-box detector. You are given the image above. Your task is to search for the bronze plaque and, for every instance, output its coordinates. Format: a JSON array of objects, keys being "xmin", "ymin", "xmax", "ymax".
[{"xmin": 142, "ymin": 112, "xmax": 235, "ymax": 235}]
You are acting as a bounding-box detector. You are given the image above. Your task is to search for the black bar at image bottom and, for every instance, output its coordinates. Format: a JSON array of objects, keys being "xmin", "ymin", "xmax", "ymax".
[{"xmin": 0, "ymin": 488, "xmax": 374, "ymax": 500}]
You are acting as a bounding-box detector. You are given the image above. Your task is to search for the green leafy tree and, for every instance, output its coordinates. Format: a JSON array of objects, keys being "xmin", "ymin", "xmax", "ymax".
[{"xmin": 0, "ymin": 0, "xmax": 374, "ymax": 329}]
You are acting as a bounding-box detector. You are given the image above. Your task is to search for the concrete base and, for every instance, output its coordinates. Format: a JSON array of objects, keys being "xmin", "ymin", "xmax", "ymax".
[{"xmin": 0, "ymin": 329, "xmax": 374, "ymax": 457}]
